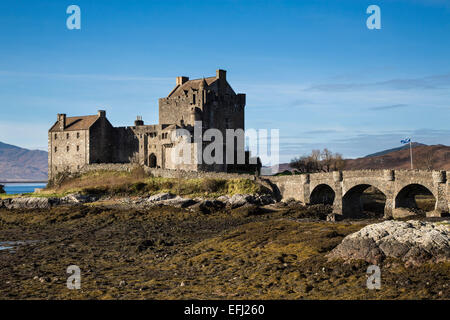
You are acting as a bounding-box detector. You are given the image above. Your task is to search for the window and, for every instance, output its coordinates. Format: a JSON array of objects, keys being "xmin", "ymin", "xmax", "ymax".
[
  {"xmin": 55, "ymin": 166, "xmax": 57, "ymax": 171},
  {"xmin": 76, "ymin": 145, "xmax": 80, "ymax": 152},
  {"xmin": 192, "ymin": 94, "xmax": 196, "ymax": 105},
  {"xmin": 54, "ymin": 147, "xmax": 57, "ymax": 152},
  {"xmin": 66, "ymin": 146, "xmax": 69, "ymax": 152},
  {"xmin": 54, "ymin": 134, "xmax": 57, "ymax": 140},
  {"xmin": 77, "ymin": 132, "xmax": 80, "ymax": 139},
  {"xmin": 66, "ymin": 133, "xmax": 69, "ymax": 139}
]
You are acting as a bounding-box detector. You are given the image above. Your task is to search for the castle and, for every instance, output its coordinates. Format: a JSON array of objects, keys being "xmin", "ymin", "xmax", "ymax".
[{"xmin": 48, "ymin": 69, "xmax": 260, "ymax": 179}]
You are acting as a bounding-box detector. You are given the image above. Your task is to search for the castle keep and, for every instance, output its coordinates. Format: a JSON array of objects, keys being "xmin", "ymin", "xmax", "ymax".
[{"xmin": 48, "ymin": 69, "xmax": 259, "ymax": 178}]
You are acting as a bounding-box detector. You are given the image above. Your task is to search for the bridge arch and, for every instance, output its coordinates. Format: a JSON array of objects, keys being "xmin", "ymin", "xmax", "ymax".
[
  {"xmin": 394, "ymin": 183, "xmax": 436, "ymax": 213},
  {"xmin": 309, "ymin": 184, "xmax": 335, "ymax": 205},
  {"xmin": 342, "ymin": 184, "xmax": 387, "ymax": 218}
]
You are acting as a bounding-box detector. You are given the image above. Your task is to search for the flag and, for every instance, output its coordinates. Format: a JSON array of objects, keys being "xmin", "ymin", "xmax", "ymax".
[{"xmin": 400, "ymin": 138, "xmax": 411, "ymax": 144}]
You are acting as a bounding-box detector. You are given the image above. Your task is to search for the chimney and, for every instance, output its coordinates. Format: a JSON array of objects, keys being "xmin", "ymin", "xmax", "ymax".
[
  {"xmin": 134, "ymin": 115, "xmax": 144, "ymax": 126},
  {"xmin": 98, "ymin": 110, "xmax": 106, "ymax": 117},
  {"xmin": 57, "ymin": 113, "xmax": 66, "ymax": 130},
  {"xmin": 176, "ymin": 76, "xmax": 189, "ymax": 86},
  {"xmin": 216, "ymin": 69, "xmax": 226, "ymax": 81}
]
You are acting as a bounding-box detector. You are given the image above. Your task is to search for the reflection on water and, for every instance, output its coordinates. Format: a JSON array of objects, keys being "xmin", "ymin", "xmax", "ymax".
[
  {"xmin": 0, "ymin": 240, "xmax": 40, "ymax": 252},
  {"xmin": 2, "ymin": 183, "xmax": 47, "ymax": 195}
]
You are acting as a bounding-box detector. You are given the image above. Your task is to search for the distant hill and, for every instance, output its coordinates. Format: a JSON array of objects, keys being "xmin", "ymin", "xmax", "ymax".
[
  {"xmin": 0, "ymin": 141, "xmax": 48, "ymax": 182},
  {"xmin": 264, "ymin": 143, "xmax": 450, "ymax": 175},
  {"xmin": 364, "ymin": 142, "xmax": 425, "ymax": 158},
  {"xmin": 344, "ymin": 144, "xmax": 450, "ymax": 170}
]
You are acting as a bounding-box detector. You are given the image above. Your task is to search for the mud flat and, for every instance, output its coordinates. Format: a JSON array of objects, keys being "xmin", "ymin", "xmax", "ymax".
[{"xmin": 0, "ymin": 202, "xmax": 448, "ymax": 300}]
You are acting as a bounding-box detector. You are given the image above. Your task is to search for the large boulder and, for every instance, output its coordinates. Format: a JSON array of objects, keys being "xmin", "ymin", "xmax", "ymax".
[{"xmin": 327, "ymin": 220, "xmax": 450, "ymax": 266}]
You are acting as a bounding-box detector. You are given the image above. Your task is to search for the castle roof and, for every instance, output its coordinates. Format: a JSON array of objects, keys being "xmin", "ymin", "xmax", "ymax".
[
  {"xmin": 49, "ymin": 115, "xmax": 99, "ymax": 132},
  {"xmin": 168, "ymin": 76, "xmax": 217, "ymax": 97}
]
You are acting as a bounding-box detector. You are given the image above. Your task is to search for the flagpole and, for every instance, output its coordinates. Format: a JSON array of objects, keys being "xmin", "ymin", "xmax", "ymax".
[{"xmin": 409, "ymin": 140, "xmax": 413, "ymax": 169}]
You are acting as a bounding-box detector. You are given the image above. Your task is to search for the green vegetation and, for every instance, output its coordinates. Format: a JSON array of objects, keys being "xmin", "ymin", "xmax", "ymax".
[{"xmin": 40, "ymin": 169, "xmax": 268, "ymax": 198}]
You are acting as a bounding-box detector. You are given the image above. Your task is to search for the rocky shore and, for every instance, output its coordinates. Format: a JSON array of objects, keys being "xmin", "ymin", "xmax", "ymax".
[{"xmin": 0, "ymin": 192, "xmax": 277, "ymax": 211}]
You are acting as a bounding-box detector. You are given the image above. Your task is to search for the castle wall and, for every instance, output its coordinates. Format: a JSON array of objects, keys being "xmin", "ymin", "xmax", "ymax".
[
  {"xmin": 48, "ymin": 129, "xmax": 89, "ymax": 177},
  {"xmin": 112, "ymin": 127, "xmax": 139, "ymax": 163},
  {"xmin": 89, "ymin": 117, "xmax": 116, "ymax": 163}
]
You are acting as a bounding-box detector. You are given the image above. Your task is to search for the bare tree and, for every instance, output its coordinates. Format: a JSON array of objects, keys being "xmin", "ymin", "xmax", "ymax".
[
  {"xmin": 416, "ymin": 152, "xmax": 435, "ymax": 170},
  {"xmin": 290, "ymin": 148, "xmax": 345, "ymax": 173}
]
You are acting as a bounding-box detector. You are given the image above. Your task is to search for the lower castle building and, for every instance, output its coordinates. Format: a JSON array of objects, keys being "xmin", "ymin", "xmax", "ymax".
[{"xmin": 48, "ymin": 69, "xmax": 260, "ymax": 179}]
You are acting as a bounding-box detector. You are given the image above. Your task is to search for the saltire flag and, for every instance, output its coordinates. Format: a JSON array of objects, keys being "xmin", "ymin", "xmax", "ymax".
[{"xmin": 400, "ymin": 138, "xmax": 411, "ymax": 144}]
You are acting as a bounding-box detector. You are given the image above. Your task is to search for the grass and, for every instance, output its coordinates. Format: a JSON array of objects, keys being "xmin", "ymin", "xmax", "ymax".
[{"xmin": 37, "ymin": 170, "xmax": 268, "ymax": 199}]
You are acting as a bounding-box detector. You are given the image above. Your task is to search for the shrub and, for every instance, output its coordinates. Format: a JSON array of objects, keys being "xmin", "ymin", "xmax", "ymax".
[
  {"xmin": 202, "ymin": 179, "xmax": 227, "ymax": 193},
  {"xmin": 0, "ymin": 184, "xmax": 5, "ymax": 194},
  {"xmin": 130, "ymin": 182, "xmax": 148, "ymax": 194},
  {"xmin": 130, "ymin": 166, "xmax": 148, "ymax": 179}
]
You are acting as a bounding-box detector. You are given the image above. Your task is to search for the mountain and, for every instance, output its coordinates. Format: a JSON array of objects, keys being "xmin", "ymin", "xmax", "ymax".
[
  {"xmin": 264, "ymin": 143, "xmax": 450, "ymax": 174},
  {"xmin": 0, "ymin": 142, "xmax": 48, "ymax": 182},
  {"xmin": 344, "ymin": 144, "xmax": 450, "ymax": 170},
  {"xmin": 364, "ymin": 142, "xmax": 425, "ymax": 158}
]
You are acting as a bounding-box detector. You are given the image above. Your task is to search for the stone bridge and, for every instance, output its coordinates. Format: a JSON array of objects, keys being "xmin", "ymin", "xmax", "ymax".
[{"xmin": 266, "ymin": 170, "xmax": 449, "ymax": 218}]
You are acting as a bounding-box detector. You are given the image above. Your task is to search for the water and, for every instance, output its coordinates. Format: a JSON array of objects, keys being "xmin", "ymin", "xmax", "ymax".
[
  {"xmin": 0, "ymin": 241, "xmax": 40, "ymax": 252},
  {"xmin": 1, "ymin": 183, "xmax": 47, "ymax": 195}
]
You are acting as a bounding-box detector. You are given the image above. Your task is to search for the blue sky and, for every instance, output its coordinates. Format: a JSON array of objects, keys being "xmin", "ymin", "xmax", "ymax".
[{"xmin": 0, "ymin": 0, "xmax": 449, "ymax": 164}]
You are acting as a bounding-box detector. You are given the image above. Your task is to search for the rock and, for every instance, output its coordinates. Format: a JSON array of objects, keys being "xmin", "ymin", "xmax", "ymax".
[
  {"xmin": 426, "ymin": 210, "xmax": 445, "ymax": 218},
  {"xmin": 217, "ymin": 195, "xmax": 230, "ymax": 203},
  {"xmin": 327, "ymin": 220, "xmax": 450, "ymax": 266},
  {"xmin": 2, "ymin": 197, "xmax": 59, "ymax": 209},
  {"xmin": 119, "ymin": 280, "xmax": 127, "ymax": 287},
  {"xmin": 190, "ymin": 199, "xmax": 225, "ymax": 214},
  {"xmin": 392, "ymin": 208, "xmax": 417, "ymax": 219},
  {"xmin": 228, "ymin": 194, "xmax": 255, "ymax": 208},
  {"xmin": 39, "ymin": 277, "xmax": 51, "ymax": 283},
  {"xmin": 60, "ymin": 193, "xmax": 96, "ymax": 204},
  {"xmin": 147, "ymin": 193, "xmax": 175, "ymax": 202},
  {"xmin": 162, "ymin": 196, "xmax": 196, "ymax": 208},
  {"xmin": 254, "ymin": 194, "xmax": 275, "ymax": 206}
]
